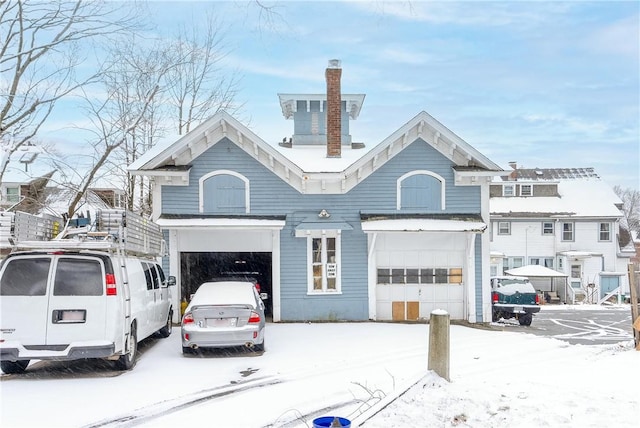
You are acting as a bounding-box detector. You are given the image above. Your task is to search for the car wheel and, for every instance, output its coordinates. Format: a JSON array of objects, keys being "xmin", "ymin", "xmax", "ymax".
[
  {"xmin": 182, "ymin": 346, "xmax": 194, "ymax": 355},
  {"xmin": 1, "ymin": 360, "xmax": 29, "ymax": 374},
  {"xmin": 158, "ymin": 310, "xmax": 173, "ymax": 338},
  {"xmin": 518, "ymin": 313, "xmax": 533, "ymax": 326},
  {"xmin": 115, "ymin": 324, "xmax": 137, "ymax": 370},
  {"xmin": 253, "ymin": 340, "xmax": 265, "ymax": 353},
  {"xmin": 492, "ymin": 310, "xmax": 500, "ymax": 322}
]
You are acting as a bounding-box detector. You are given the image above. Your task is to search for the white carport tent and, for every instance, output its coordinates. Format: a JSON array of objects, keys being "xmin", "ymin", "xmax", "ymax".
[{"xmin": 505, "ymin": 265, "xmax": 569, "ymax": 302}]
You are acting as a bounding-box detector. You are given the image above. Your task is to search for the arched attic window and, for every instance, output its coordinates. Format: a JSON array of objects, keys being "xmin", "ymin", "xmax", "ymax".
[
  {"xmin": 199, "ymin": 170, "xmax": 250, "ymax": 214},
  {"xmin": 397, "ymin": 170, "xmax": 445, "ymax": 210}
]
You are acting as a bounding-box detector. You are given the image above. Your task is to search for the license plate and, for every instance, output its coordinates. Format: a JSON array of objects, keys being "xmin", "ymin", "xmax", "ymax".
[
  {"xmin": 207, "ymin": 318, "xmax": 237, "ymax": 327},
  {"xmin": 60, "ymin": 310, "xmax": 86, "ymax": 323},
  {"xmin": 514, "ymin": 306, "xmax": 523, "ymax": 313}
]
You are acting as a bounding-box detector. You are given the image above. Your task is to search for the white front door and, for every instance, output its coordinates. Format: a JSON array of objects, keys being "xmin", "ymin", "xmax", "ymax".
[{"xmin": 570, "ymin": 264, "xmax": 583, "ymax": 288}]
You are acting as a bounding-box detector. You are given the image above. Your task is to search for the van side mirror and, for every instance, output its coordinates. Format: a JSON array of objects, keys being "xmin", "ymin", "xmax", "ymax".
[{"xmin": 167, "ymin": 276, "xmax": 176, "ymax": 287}]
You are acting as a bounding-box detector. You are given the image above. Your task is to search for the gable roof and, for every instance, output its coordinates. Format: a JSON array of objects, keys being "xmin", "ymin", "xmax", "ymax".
[
  {"xmin": 499, "ymin": 167, "xmax": 599, "ymax": 181},
  {"xmin": 128, "ymin": 110, "xmax": 502, "ymax": 194},
  {"xmin": 491, "ymin": 170, "xmax": 623, "ymax": 218}
]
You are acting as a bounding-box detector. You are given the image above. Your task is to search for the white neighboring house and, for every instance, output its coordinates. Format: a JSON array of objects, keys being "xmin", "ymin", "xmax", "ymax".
[{"xmin": 489, "ymin": 165, "xmax": 634, "ymax": 304}]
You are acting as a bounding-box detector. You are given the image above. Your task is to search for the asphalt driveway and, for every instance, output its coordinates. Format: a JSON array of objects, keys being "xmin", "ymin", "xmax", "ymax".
[{"xmin": 491, "ymin": 304, "xmax": 634, "ymax": 345}]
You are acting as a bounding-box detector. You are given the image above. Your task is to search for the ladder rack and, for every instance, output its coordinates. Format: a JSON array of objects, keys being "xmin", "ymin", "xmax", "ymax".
[{"xmin": 9, "ymin": 209, "xmax": 164, "ymax": 258}]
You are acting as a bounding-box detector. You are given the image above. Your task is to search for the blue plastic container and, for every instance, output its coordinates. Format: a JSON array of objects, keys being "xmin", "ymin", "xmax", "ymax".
[{"xmin": 312, "ymin": 416, "xmax": 351, "ymax": 428}]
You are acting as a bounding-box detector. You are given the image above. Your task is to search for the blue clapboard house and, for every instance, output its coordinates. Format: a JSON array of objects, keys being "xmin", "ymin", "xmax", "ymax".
[{"xmin": 129, "ymin": 60, "xmax": 503, "ymax": 323}]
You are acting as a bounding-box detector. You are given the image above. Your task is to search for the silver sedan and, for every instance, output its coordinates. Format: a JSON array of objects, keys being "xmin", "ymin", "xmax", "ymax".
[{"xmin": 181, "ymin": 281, "xmax": 266, "ymax": 354}]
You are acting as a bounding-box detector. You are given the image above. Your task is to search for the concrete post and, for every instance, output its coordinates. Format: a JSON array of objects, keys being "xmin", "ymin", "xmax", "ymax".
[{"xmin": 428, "ymin": 309, "xmax": 450, "ymax": 381}]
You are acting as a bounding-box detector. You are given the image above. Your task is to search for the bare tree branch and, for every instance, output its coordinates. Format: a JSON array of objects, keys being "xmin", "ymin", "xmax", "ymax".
[
  {"xmin": 165, "ymin": 12, "xmax": 242, "ymax": 135},
  {"xmin": 0, "ymin": 0, "xmax": 141, "ymax": 184}
]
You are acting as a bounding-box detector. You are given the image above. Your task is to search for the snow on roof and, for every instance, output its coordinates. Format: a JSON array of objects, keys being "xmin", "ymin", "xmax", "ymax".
[
  {"xmin": 269, "ymin": 143, "xmax": 364, "ymax": 172},
  {"xmin": 491, "ymin": 178, "xmax": 622, "ymax": 218},
  {"xmin": 505, "ymin": 265, "xmax": 568, "ymax": 277}
]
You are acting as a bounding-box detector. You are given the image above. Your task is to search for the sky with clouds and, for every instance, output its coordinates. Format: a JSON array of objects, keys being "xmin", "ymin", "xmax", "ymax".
[{"xmin": 29, "ymin": 1, "xmax": 640, "ymax": 190}]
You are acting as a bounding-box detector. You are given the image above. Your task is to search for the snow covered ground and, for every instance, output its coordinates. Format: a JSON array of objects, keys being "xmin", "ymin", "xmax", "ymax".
[{"xmin": 1, "ymin": 305, "xmax": 638, "ymax": 428}]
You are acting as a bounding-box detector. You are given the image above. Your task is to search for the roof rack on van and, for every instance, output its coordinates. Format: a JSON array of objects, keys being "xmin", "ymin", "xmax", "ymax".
[{"xmin": 9, "ymin": 209, "xmax": 164, "ymax": 258}]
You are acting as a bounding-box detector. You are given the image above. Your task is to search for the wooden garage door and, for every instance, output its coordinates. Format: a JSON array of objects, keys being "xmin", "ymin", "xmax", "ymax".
[{"xmin": 376, "ymin": 267, "xmax": 464, "ymax": 320}]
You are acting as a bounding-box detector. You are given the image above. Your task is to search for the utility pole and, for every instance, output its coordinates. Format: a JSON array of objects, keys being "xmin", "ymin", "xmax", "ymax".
[{"xmin": 628, "ymin": 263, "xmax": 639, "ymax": 350}]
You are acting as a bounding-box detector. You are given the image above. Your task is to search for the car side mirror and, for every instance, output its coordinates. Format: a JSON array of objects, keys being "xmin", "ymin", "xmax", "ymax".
[{"xmin": 167, "ymin": 276, "xmax": 176, "ymax": 287}]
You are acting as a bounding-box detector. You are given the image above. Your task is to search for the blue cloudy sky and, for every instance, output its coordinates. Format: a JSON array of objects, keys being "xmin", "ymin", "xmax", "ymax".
[{"xmin": 36, "ymin": 1, "xmax": 639, "ymax": 190}]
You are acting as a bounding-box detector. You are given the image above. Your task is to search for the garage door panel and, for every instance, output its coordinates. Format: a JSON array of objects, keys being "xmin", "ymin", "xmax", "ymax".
[
  {"xmin": 420, "ymin": 285, "xmax": 435, "ymax": 301},
  {"xmin": 376, "ymin": 285, "xmax": 391, "ymax": 300},
  {"xmin": 392, "ymin": 302, "xmax": 405, "ymax": 321},
  {"xmin": 419, "ymin": 303, "xmax": 436, "ymax": 319},
  {"xmin": 447, "ymin": 304, "xmax": 463, "ymax": 319},
  {"xmin": 448, "ymin": 286, "xmax": 464, "ymax": 300},
  {"xmin": 390, "ymin": 286, "xmax": 405, "ymax": 301},
  {"xmin": 405, "ymin": 285, "xmax": 420, "ymax": 300},
  {"xmin": 376, "ymin": 302, "xmax": 392, "ymax": 320},
  {"xmin": 434, "ymin": 286, "xmax": 452, "ymax": 300}
]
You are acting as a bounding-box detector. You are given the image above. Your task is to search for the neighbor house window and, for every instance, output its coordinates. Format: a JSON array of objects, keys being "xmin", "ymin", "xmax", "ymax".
[
  {"xmin": 529, "ymin": 257, "xmax": 554, "ymax": 268},
  {"xmin": 397, "ymin": 171, "xmax": 444, "ymax": 210},
  {"xmin": 542, "ymin": 222, "xmax": 554, "ymax": 235},
  {"xmin": 599, "ymin": 222, "xmax": 611, "ymax": 241},
  {"xmin": 308, "ymin": 231, "xmax": 341, "ymax": 293},
  {"xmin": 5, "ymin": 186, "xmax": 19, "ymax": 203},
  {"xmin": 562, "ymin": 222, "xmax": 574, "ymax": 241},
  {"xmin": 498, "ymin": 221, "xmax": 511, "ymax": 235},
  {"xmin": 503, "ymin": 184, "xmax": 515, "ymax": 197},
  {"xmin": 520, "ymin": 184, "xmax": 532, "ymax": 196},
  {"xmin": 503, "ymin": 257, "xmax": 524, "ymax": 274}
]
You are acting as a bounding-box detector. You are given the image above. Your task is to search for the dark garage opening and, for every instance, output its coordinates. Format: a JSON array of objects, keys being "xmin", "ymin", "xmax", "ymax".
[{"xmin": 180, "ymin": 252, "xmax": 272, "ymax": 315}]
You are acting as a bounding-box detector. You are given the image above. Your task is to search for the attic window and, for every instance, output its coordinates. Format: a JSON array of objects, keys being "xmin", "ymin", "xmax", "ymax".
[
  {"xmin": 520, "ymin": 184, "xmax": 532, "ymax": 196},
  {"xmin": 503, "ymin": 184, "xmax": 514, "ymax": 197},
  {"xmin": 397, "ymin": 170, "xmax": 445, "ymax": 210}
]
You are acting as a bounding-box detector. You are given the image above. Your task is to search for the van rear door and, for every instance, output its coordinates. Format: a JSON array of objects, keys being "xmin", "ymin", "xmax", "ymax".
[
  {"xmin": 46, "ymin": 256, "xmax": 108, "ymax": 345},
  {"xmin": 0, "ymin": 256, "xmax": 52, "ymax": 346}
]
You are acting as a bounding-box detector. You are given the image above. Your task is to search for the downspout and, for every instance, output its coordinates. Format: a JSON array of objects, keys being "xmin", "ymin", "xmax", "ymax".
[{"xmin": 367, "ymin": 232, "xmax": 378, "ymax": 320}]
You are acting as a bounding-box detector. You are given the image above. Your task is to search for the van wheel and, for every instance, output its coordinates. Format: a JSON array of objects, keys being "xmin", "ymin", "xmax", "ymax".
[
  {"xmin": 115, "ymin": 325, "xmax": 137, "ymax": 370},
  {"xmin": 1, "ymin": 360, "xmax": 29, "ymax": 374},
  {"xmin": 158, "ymin": 310, "xmax": 173, "ymax": 338}
]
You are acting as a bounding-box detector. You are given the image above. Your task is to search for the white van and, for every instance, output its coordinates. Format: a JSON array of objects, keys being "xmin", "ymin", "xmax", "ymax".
[{"xmin": 0, "ymin": 210, "xmax": 175, "ymax": 374}]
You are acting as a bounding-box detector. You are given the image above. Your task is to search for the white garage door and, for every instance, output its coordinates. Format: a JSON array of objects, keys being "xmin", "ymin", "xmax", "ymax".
[{"xmin": 374, "ymin": 232, "xmax": 466, "ymax": 320}]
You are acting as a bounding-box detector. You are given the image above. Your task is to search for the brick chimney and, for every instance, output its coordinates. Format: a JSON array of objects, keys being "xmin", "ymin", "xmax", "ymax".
[
  {"xmin": 508, "ymin": 161, "xmax": 518, "ymax": 181},
  {"xmin": 326, "ymin": 59, "xmax": 342, "ymax": 158}
]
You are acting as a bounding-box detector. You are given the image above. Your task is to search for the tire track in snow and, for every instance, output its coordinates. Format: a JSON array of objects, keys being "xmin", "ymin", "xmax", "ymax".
[
  {"xmin": 83, "ymin": 342, "xmax": 427, "ymax": 427},
  {"xmin": 83, "ymin": 376, "xmax": 283, "ymax": 428}
]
